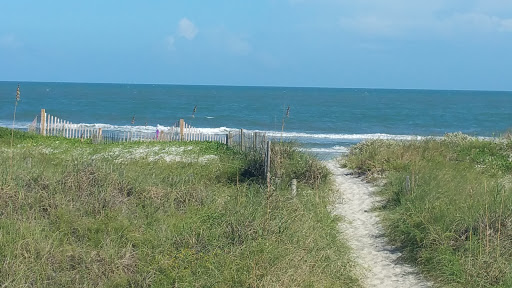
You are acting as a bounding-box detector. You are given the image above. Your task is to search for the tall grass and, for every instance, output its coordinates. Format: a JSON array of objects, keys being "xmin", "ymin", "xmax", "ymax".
[
  {"xmin": 0, "ymin": 128, "xmax": 361, "ymax": 287},
  {"xmin": 9, "ymin": 84, "xmax": 20, "ymax": 180},
  {"xmin": 343, "ymin": 133, "xmax": 512, "ymax": 287}
]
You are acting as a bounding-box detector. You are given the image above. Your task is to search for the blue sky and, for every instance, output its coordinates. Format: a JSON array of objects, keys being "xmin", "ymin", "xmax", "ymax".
[{"xmin": 1, "ymin": 0, "xmax": 511, "ymax": 90}]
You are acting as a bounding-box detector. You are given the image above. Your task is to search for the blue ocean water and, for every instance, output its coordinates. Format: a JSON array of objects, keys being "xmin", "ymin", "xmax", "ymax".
[{"xmin": 1, "ymin": 81, "xmax": 511, "ymax": 158}]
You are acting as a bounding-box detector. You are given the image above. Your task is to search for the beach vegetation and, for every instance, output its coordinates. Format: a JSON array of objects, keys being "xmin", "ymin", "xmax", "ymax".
[
  {"xmin": 0, "ymin": 127, "xmax": 361, "ymax": 287},
  {"xmin": 342, "ymin": 133, "xmax": 512, "ymax": 287}
]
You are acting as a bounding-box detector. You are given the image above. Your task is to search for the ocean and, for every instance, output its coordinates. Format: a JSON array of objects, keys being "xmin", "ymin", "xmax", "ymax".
[{"xmin": 1, "ymin": 81, "xmax": 511, "ymax": 158}]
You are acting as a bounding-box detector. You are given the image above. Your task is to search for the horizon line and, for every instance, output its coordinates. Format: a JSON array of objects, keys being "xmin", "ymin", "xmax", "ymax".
[{"xmin": 0, "ymin": 80, "xmax": 511, "ymax": 93}]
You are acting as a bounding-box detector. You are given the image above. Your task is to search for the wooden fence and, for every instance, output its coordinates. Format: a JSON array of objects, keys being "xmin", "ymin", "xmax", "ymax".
[
  {"xmin": 37, "ymin": 109, "xmax": 268, "ymax": 152},
  {"xmin": 39, "ymin": 109, "xmax": 102, "ymax": 141},
  {"xmin": 227, "ymin": 129, "xmax": 268, "ymax": 152},
  {"xmin": 37, "ymin": 109, "xmax": 273, "ymax": 185}
]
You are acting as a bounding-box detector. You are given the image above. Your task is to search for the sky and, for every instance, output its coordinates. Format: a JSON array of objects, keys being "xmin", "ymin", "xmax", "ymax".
[{"xmin": 1, "ymin": 0, "xmax": 512, "ymax": 91}]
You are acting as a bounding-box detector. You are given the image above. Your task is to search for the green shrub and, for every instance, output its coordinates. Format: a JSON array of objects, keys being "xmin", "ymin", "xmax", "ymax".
[{"xmin": 344, "ymin": 134, "xmax": 512, "ymax": 287}]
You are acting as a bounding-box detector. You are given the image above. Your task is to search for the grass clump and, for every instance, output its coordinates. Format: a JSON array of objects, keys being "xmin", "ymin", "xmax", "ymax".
[
  {"xmin": 343, "ymin": 133, "xmax": 512, "ymax": 287},
  {"xmin": 0, "ymin": 127, "xmax": 360, "ymax": 287}
]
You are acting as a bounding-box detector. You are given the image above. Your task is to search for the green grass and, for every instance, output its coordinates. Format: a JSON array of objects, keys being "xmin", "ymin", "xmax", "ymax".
[
  {"xmin": 343, "ymin": 133, "xmax": 512, "ymax": 287},
  {"xmin": 0, "ymin": 127, "xmax": 361, "ymax": 287}
]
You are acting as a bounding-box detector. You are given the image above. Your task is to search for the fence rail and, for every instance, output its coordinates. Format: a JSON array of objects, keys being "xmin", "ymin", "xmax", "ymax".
[{"xmin": 36, "ymin": 109, "xmax": 268, "ymax": 152}]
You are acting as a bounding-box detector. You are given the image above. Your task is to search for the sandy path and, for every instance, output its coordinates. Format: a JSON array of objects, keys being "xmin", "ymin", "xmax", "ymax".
[{"xmin": 325, "ymin": 160, "xmax": 431, "ymax": 288}]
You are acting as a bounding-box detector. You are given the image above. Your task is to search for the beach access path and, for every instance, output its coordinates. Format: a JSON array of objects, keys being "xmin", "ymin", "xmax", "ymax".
[{"xmin": 325, "ymin": 160, "xmax": 431, "ymax": 288}]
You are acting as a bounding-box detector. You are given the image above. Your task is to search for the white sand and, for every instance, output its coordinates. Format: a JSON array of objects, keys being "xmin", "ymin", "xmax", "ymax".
[
  {"xmin": 92, "ymin": 146, "xmax": 218, "ymax": 163},
  {"xmin": 325, "ymin": 160, "xmax": 431, "ymax": 288}
]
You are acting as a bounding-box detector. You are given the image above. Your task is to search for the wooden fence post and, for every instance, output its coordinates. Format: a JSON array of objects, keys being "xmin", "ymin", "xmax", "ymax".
[
  {"xmin": 265, "ymin": 140, "xmax": 271, "ymax": 184},
  {"xmin": 240, "ymin": 129, "xmax": 244, "ymax": 151},
  {"xmin": 180, "ymin": 119, "xmax": 184, "ymax": 141},
  {"xmin": 46, "ymin": 114, "xmax": 49, "ymax": 135},
  {"xmin": 253, "ymin": 132, "xmax": 257, "ymax": 151},
  {"xmin": 98, "ymin": 128, "xmax": 102, "ymax": 143},
  {"xmin": 48, "ymin": 115, "xmax": 52, "ymax": 135},
  {"xmin": 262, "ymin": 134, "xmax": 267, "ymax": 157},
  {"xmin": 291, "ymin": 179, "xmax": 297, "ymax": 197},
  {"xmin": 46, "ymin": 114, "xmax": 50, "ymax": 135},
  {"xmin": 51, "ymin": 115, "xmax": 55, "ymax": 135},
  {"xmin": 40, "ymin": 109, "xmax": 46, "ymax": 135}
]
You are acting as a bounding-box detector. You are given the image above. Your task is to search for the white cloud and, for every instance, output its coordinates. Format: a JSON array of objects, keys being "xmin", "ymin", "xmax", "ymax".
[
  {"xmin": 336, "ymin": 1, "xmax": 512, "ymax": 37},
  {"xmin": 164, "ymin": 18, "xmax": 198, "ymax": 51},
  {"xmin": 178, "ymin": 18, "xmax": 198, "ymax": 40}
]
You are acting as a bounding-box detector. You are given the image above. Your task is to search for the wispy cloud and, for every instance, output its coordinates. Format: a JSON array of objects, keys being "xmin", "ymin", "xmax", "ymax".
[
  {"xmin": 207, "ymin": 26, "xmax": 253, "ymax": 56},
  {"xmin": 0, "ymin": 34, "xmax": 23, "ymax": 48},
  {"xmin": 227, "ymin": 35, "xmax": 252, "ymax": 55},
  {"xmin": 339, "ymin": 16, "xmax": 401, "ymax": 37},
  {"xmin": 448, "ymin": 13, "xmax": 512, "ymax": 32},
  {"xmin": 178, "ymin": 18, "xmax": 198, "ymax": 40},
  {"xmin": 337, "ymin": 2, "xmax": 512, "ymax": 38},
  {"xmin": 166, "ymin": 36, "xmax": 175, "ymax": 50}
]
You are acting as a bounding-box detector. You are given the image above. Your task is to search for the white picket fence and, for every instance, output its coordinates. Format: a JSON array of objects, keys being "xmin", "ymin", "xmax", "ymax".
[
  {"xmin": 37, "ymin": 109, "xmax": 269, "ymax": 152},
  {"xmin": 39, "ymin": 109, "xmax": 102, "ymax": 140}
]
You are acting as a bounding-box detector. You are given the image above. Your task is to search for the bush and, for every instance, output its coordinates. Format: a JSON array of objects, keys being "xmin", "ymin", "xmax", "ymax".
[{"xmin": 344, "ymin": 134, "xmax": 512, "ymax": 287}]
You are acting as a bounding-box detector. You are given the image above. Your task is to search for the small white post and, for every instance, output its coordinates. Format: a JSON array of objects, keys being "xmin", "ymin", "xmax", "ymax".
[{"xmin": 291, "ymin": 179, "xmax": 297, "ymax": 197}]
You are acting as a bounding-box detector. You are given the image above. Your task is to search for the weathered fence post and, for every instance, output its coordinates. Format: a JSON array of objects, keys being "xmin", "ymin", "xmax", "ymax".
[
  {"xmin": 240, "ymin": 129, "xmax": 244, "ymax": 151},
  {"xmin": 265, "ymin": 140, "xmax": 271, "ymax": 184},
  {"xmin": 179, "ymin": 119, "xmax": 184, "ymax": 141},
  {"xmin": 98, "ymin": 128, "xmax": 102, "ymax": 143},
  {"xmin": 291, "ymin": 179, "xmax": 297, "ymax": 197},
  {"xmin": 51, "ymin": 115, "xmax": 55, "ymax": 135},
  {"xmin": 49, "ymin": 115, "xmax": 52, "ymax": 135},
  {"xmin": 40, "ymin": 109, "xmax": 46, "ymax": 135},
  {"xmin": 46, "ymin": 114, "xmax": 49, "ymax": 135},
  {"xmin": 253, "ymin": 132, "xmax": 257, "ymax": 151}
]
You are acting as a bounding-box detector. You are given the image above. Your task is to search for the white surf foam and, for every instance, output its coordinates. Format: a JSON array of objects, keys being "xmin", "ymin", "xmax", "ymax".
[
  {"xmin": 4, "ymin": 121, "xmax": 493, "ymax": 142},
  {"xmin": 0, "ymin": 120, "xmax": 428, "ymax": 141},
  {"xmin": 0, "ymin": 121, "xmax": 33, "ymax": 130},
  {"xmin": 232, "ymin": 129, "xmax": 428, "ymax": 141},
  {"xmin": 301, "ymin": 146, "xmax": 350, "ymax": 154}
]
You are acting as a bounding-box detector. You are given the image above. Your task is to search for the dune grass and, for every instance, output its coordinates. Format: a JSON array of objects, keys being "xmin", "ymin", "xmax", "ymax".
[
  {"xmin": 0, "ymin": 127, "xmax": 360, "ymax": 287},
  {"xmin": 343, "ymin": 133, "xmax": 512, "ymax": 287}
]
